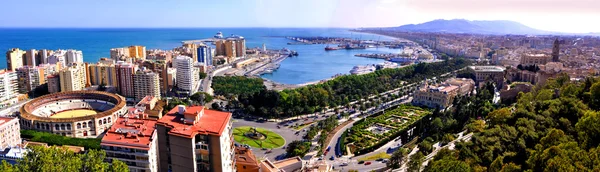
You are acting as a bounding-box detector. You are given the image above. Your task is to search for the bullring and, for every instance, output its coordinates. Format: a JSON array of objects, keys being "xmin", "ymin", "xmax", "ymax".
[{"xmin": 19, "ymin": 91, "xmax": 127, "ymax": 138}]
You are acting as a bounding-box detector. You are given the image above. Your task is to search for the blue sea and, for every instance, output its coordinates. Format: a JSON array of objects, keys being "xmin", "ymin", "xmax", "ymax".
[{"xmin": 0, "ymin": 28, "xmax": 401, "ymax": 84}]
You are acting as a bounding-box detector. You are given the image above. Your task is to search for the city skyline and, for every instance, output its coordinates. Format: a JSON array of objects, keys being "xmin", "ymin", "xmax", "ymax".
[{"xmin": 0, "ymin": 0, "xmax": 598, "ymax": 33}]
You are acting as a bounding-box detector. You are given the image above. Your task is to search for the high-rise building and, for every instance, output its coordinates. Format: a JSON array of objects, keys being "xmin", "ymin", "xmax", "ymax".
[
  {"xmin": 139, "ymin": 61, "xmax": 169, "ymax": 96},
  {"xmin": 88, "ymin": 59, "xmax": 118, "ymax": 87},
  {"xmin": 128, "ymin": 46, "xmax": 146, "ymax": 60},
  {"xmin": 215, "ymin": 40, "xmax": 226, "ymax": 57},
  {"xmin": 133, "ymin": 69, "xmax": 161, "ymax": 102},
  {"xmin": 65, "ymin": 50, "xmax": 84, "ymax": 64},
  {"xmin": 110, "ymin": 48, "xmax": 129, "ymax": 61},
  {"xmin": 552, "ymin": 38, "xmax": 560, "ymax": 62},
  {"xmin": 102, "ymin": 110, "xmax": 158, "ymax": 172},
  {"xmin": 173, "ymin": 56, "xmax": 198, "ymax": 95},
  {"xmin": 47, "ymin": 74, "xmax": 60, "ymax": 93},
  {"xmin": 197, "ymin": 44, "xmax": 213, "ymax": 66},
  {"xmin": 230, "ymin": 35, "xmax": 246, "ymax": 58},
  {"xmin": 0, "ymin": 70, "xmax": 19, "ymax": 108},
  {"xmin": 59, "ymin": 63, "xmax": 87, "ymax": 92},
  {"xmin": 16, "ymin": 66, "xmax": 46, "ymax": 93},
  {"xmin": 116, "ymin": 61, "xmax": 137, "ymax": 98},
  {"xmin": 0, "ymin": 117, "xmax": 21, "ymax": 150},
  {"xmin": 156, "ymin": 105, "xmax": 234, "ymax": 172},
  {"xmin": 224, "ymin": 39, "xmax": 237, "ymax": 59},
  {"xmin": 25, "ymin": 49, "xmax": 37, "ymax": 67},
  {"xmin": 38, "ymin": 49, "xmax": 49, "ymax": 65},
  {"xmin": 48, "ymin": 50, "xmax": 67, "ymax": 67},
  {"xmin": 6, "ymin": 48, "xmax": 25, "ymax": 70}
]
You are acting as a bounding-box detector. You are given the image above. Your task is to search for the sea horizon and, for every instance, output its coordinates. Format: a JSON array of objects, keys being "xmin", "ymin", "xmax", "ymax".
[{"xmin": 0, "ymin": 28, "xmax": 400, "ymax": 84}]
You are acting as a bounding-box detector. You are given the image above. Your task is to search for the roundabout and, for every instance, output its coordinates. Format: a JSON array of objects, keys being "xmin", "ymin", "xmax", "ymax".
[{"xmin": 233, "ymin": 126, "xmax": 285, "ymax": 149}]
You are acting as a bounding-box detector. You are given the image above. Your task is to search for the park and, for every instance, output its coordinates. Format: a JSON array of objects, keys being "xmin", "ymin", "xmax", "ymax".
[{"xmin": 232, "ymin": 126, "xmax": 286, "ymax": 149}]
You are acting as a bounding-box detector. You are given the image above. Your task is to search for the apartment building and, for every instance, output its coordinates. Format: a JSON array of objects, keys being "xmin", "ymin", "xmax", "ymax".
[
  {"xmin": 59, "ymin": 63, "xmax": 87, "ymax": 92},
  {"xmin": 133, "ymin": 69, "xmax": 161, "ymax": 102},
  {"xmin": 101, "ymin": 111, "xmax": 158, "ymax": 172},
  {"xmin": 173, "ymin": 56, "xmax": 199, "ymax": 95},
  {"xmin": 156, "ymin": 105, "xmax": 234, "ymax": 172},
  {"xmin": 6, "ymin": 48, "xmax": 25, "ymax": 70},
  {"xmin": 0, "ymin": 117, "xmax": 20, "ymax": 150}
]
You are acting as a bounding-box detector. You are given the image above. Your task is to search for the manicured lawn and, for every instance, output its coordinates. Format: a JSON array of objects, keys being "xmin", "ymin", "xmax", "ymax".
[
  {"xmin": 358, "ymin": 152, "xmax": 391, "ymax": 161},
  {"xmin": 233, "ymin": 126, "xmax": 285, "ymax": 149}
]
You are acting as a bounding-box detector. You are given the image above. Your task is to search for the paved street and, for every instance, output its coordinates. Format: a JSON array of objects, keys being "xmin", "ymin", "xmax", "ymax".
[
  {"xmin": 0, "ymin": 100, "xmax": 31, "ymax": 117},
  {"xmin": 232, "ymin": 117, "xmax": 306, "ymax": 161}
]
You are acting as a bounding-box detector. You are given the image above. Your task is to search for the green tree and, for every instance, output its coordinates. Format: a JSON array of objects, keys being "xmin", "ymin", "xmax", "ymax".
[
  {"xmin": 0, "ymin": 160, "xmax": 15, "ymax": 172},
  {"xmin": 408, "ymin": 152, "xmax": 425, "ymax": 172},
  {"xmin": 81, "ymin": 149, "xmax": 109, "ymax": 172},
  {"xmin": 199, "ymin": 72, "xmax": 207, "ymax": 80},
  {"xmin": 387, "ymin": 148, "xmax": 408, "ymax": 169},
  {"xmin": 109, "ymin": 159, "xmax": 129, "ymax": 172}
]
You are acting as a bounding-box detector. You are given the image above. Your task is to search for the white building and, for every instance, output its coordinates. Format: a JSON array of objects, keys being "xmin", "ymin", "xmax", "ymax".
[
  {"xmin": 0, "ymin": 70, "xmax": 19, "ymax": 108},
  {"xmin": 133, "ymin": 69, "xmax": 161, "ymax": 102},
  {"xmin": 173, "ymin": 56, "xmax": 199, "ymax": 95},
  {"xmin": 65, "ymin": 50, "xmax": 84, "ymax": 64},
  {"xmin": 0, "ymin": 117, "xmax": 21, "ymax": 150}
]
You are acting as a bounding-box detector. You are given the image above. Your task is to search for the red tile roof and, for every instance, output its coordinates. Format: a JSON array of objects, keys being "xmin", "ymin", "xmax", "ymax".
[
  {"xmin": 157, "ymin": 106, "xmax": 231, "ymax": 138},
  {"xmin": 101, "ymin": 113, "xmax": 157, "ymax": 150}
]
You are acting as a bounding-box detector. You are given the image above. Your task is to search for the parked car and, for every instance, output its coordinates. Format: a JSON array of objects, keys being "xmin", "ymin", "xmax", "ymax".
[
  {"xmin": 365, "ymin": 162, "xmax": 372, "ymax": 165},
  {"xmin": 358, "ymin": 161, "xmax": 365, "ymax": 164},
  {"xmin": 340, "ymin": 162, "xmax": 349, "ymax": 166},
  {"xmin": 376, "ymin": 158, "xmax": 384, "ymax": 161},
  {"xmin": 330, "ymin": 156, "xmax": 335, "ymax": 161},
  {"xmin": 382, "ymin": 159, "xmax": 389, "ymax": 163}
]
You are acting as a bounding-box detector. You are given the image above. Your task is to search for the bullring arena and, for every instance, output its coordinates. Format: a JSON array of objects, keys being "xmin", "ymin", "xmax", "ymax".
[{"xmin": 19, "ymin": 91, "xmax": 127, "ymax": 138}]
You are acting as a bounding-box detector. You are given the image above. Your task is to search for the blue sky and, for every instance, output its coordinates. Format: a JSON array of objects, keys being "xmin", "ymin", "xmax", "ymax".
[{"xmin": 1, "ymin": 0, "xmax": 599, "ymax": 33}]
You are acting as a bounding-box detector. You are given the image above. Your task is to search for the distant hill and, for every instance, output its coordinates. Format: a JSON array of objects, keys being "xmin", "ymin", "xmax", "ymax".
[{"xmin": 388, "ymin": 19, "xmax": 552, "ymax": 35}]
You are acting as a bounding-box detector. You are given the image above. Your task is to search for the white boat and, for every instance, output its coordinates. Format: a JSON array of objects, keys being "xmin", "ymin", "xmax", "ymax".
[
  {"xmin": 214, "ymin": 32, "xmax": 223, "ymax": 39},
  {"xmin": 349, "ymin": 65, "xmax": 376, "ymax": 75}
]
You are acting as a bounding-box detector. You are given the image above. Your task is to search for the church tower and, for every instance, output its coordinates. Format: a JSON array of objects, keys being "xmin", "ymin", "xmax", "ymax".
[{"xmin": 552, "ymin": 38, "xmax": 560, "ymax": 62}]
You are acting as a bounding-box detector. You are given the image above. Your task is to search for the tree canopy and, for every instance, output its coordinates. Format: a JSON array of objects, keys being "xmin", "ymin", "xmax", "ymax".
[{"xmin": 0, "ymin": 145, "xmax": 128, "ymax": 172}]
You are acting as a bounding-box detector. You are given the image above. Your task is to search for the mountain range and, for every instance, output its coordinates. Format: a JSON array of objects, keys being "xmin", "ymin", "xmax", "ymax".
[{"xmin": 387, "ymin": 19, "xmax": 555, "ymax": 35}]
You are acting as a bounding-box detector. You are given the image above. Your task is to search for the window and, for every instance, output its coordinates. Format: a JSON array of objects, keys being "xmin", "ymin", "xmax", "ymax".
[
  {"xmin": 55, "ymin": 124, "xmax": 59, "ymax": 130},
  {"xmin": 67, "ymin": 124, "xmax": 71, "ymax": 130},
  {"xmin": 103, "ymin": 119, "xmax": 107, "ymax": 124},
  {"xmin": 77, "ymin": 123, "xmax": 81, "ymax": 129}
]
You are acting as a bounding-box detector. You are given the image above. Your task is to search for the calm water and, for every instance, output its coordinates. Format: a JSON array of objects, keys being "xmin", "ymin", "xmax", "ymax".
[{"xmin": 0, "ymin": 28, "xmax": 401, "ymax": 84}]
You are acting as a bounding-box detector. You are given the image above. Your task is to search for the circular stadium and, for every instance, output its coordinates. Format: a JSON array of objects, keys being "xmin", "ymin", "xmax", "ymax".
[{"xmin": 19, "ymin": 91, "xmax": 127, "ymax": 138}]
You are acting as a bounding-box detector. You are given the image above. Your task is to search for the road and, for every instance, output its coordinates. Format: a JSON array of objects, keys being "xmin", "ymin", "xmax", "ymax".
[
  {"xmin": 0, "ymin": 100, "xmax": 31, "ymax": 117},
  {"xmin": 232, "ymin": 117, "xmax": 306, "ymax": 161}
]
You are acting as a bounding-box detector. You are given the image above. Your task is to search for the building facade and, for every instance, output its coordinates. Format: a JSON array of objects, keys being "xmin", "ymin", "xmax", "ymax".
[
  {"xmin": 88, "ymin": 60, "xmax": 118, "ymax": 87},
  {"xmin": 197, "ymin": 44, "xmax": 213, "ymax": 66},
  {"xmin": 101, "ymin": 111, "xmax": 158, "ymax": 172},
  {"xmin": 16, "ymin": 66, "xmax": 46, "ymax": 93},
  {"xmin": 6, "ymin": 48, "xmax": 25, "ymax": 71},
  {"xmin": 116, "ymin": 62, "xmax": 137, "ymax": 98},
  {"xmin": 0, "ymin": 117, "xmax": 21, "ymax": 150},
  {"xmin": 156, "ymin": 105, "xmax": 234, "ymax": 172},
  {"xmin": 47, "ymin": 74, "xmax": 61, "ymax": 93},
  {"xmin": 520, "ymin": 53, "xmax": 551, "ymax": 66},
  {"xmin": 133, "ymin": 69, "xmax": 161, "ymax": 102},
  {"xmin": 174, "ymin": 56, "xmax": 198, "ymax": 95},
  {"xmin": 59, "ymin": 63, "xmax": 87, "ymax": 92},
  {"xmin": 0, "ymin": 70, "xmax": 19, "ymax": 108},
  {"xmin": 470, "ymin": 66, "xmax": 506, "ymax": 88},
  {"xmin": 412, "ymin": 83, "xmax": 459, "ymax": 109},
  {"xmin": 65, "ymin": 50, "xmax": 84, "ymax": 64},
  {"xmin": 128, "ymin": 46, "xmax": 147, "ymax": 60}
]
